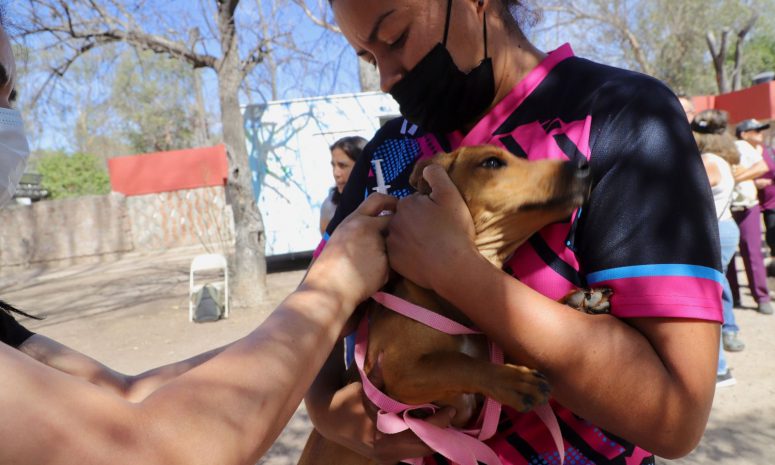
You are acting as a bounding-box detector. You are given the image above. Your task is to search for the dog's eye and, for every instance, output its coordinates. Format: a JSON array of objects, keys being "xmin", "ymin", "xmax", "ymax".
[{"xmin": 480, "ymin": 157, "xmax": 506, "ymax": 169}]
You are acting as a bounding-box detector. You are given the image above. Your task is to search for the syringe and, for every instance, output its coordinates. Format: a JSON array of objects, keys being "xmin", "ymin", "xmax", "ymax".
[
  {"xmin": 372, "ymin": 159, "xmax": 391, "ymax": 195},
  {"xmin": 371, "ymin": 158, "xmax": 394, "ymax": 216}
]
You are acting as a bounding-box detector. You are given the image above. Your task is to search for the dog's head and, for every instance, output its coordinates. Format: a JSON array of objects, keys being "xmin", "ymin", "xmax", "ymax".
[{"xmin": 410, "ymin": 145, "xmax": 591, "ymax": 266}]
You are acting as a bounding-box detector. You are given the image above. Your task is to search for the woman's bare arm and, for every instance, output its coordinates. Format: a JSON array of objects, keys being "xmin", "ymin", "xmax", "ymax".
[
  {"xmin": 0, "ymin": 193, "xmax": 396, "ymax": 465},
  {"xmin": 19, "ymin": 334, "xmax": 227, "ymax": 401}
]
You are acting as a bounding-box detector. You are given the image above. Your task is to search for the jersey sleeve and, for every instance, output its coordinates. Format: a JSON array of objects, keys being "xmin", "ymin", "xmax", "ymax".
[
  {"xmin": 576, "ymin": 79, "xmax": 723, "ymax": 322},
  {"xmin": 1, "ymin": 309, "xmax": 35, "ymax": 348}
]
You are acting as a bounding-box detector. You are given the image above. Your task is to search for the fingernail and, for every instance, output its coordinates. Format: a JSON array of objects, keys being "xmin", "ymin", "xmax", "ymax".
[
  {"xmin": 533, "ymin": 370, "xmax": 547, "ymax": 380},
  {"xmin": 447, "ymin": 408, "xmax": 457, "ymax": 418}
]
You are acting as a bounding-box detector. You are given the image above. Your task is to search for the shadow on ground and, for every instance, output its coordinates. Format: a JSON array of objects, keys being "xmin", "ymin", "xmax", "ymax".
[
  {"xmin": 659, "ymin": 408, "xmax": 775, "ymax": 465},
  {"xmin": 259, "ymin": 408, "xmax": 312, "ymax": 465}
]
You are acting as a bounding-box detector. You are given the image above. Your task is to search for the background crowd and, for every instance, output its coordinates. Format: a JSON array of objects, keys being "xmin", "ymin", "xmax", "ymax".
[{"xmin": 681, "ymin": 96, "xmax": 772, "ymax": 387}]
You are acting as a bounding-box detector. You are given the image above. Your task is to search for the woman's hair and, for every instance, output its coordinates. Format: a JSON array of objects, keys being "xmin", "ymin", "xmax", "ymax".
[
  {"xmin": 691, "ymin": 109, "xmax": 740, "ymax": 165},
  {"xmin": 0, "ymin": 299, "xmax": 43, "ymax": 320},
  {"xmin": 327, "ymin": 0, "xmax": 540, "ymax": 35},
  {"xmin": 329, "ymin": 136, "xmax": 367, "ymax": 205},
  {"xmin": 329, "ymin": 136, "xmax": 367, "ymax": 162},
  {"xmin": 694, "ymin": 131, "xmax": 740, "ymax": 166}
]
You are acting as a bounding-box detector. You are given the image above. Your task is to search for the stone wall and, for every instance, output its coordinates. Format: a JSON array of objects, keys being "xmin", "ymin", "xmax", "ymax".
[
  {"xmin": 127, "ymin": 186, "xmax": 234, "ymax": 252},
  {"xmin": 0, "ymin": 193, "xmax": 132, "ymax": 268},
  {"xmin": 0, "ymin": 186, "xmax": 234, "ymax": 273}
]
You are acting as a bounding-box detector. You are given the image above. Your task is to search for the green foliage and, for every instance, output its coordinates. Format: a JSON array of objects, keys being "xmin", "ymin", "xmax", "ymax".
[
  {"xmin": 35, "ymin": 150, "xmax": 111, "ymax": 199},
  {"xmin": 541, "ymin": 0, "xmax": 775, "ymax": 96},
  {"xmin": 739, "ymin": 34, "xmax": 775, "ymax": 87}
]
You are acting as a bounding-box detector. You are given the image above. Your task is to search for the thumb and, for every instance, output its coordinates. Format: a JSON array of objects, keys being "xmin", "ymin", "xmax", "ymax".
[
  {"xmin": 357, "ymin": 193, "xmax": 398, "ymax": 217},
  {"xmin": 422, "ymin": 164, "xmax": 459, "ymax": 205}
]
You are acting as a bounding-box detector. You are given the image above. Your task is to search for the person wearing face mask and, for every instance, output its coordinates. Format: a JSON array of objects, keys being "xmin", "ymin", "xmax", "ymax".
[
  {"xmin": 0, "ymin": 13, "xmax": 401, "ymax": 465},
  {"xmin": 308, "ymin": 1, "xmax": 722, "ymax": 463}
]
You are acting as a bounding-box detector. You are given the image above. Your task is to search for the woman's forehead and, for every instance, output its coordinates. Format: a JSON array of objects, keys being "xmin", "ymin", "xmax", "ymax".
[{"xmin": 332, "ymin": 0, "xmax": 427, "ymax": 40}]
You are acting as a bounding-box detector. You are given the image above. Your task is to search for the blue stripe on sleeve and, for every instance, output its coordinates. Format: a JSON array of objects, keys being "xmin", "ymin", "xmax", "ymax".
[{"xmin": 587, "ymin": 264, "xmax": 724, "ymax": 285}]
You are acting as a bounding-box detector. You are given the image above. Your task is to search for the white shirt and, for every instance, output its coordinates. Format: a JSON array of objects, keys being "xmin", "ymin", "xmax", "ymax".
[
  {"xmin": 732, "ymin": 140, "xmax": 764, "ymax": 209},
  {"xmin": 702, "ymin": 152, "xmax": 735, "ymax": 221}
]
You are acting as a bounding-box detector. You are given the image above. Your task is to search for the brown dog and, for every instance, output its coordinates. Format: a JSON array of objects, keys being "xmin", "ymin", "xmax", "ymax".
[{"xmin": 298, "ymin": 145, "xmax": 597, "ymax": 465}]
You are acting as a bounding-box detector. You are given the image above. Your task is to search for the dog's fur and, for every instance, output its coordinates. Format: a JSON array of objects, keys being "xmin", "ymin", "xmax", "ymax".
[{"xmin": 298, "ymin": 146, "xmax": 595, "ymax": 465}]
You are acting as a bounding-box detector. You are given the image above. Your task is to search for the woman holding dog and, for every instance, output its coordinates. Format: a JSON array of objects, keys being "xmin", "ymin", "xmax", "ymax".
[{"xmin": 310, "ymin": 0, "xmax": 723, "ymax": 463}]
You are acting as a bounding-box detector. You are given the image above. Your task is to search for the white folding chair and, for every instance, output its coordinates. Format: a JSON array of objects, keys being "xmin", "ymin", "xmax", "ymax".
[{"xmin": 189, "ymin": 253, "xmax": 229, "ymax": 321}]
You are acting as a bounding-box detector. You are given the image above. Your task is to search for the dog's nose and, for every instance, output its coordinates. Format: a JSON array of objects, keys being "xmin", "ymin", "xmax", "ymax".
[{"xmin": 564, "ymin": 159, "xmax": 590, "ymax": 179}]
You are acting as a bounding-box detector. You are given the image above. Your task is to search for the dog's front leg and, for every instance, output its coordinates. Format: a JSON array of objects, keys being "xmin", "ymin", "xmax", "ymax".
[{"xmin": 381, "ymin": 350, "xmax": 550, "ymax": 426}]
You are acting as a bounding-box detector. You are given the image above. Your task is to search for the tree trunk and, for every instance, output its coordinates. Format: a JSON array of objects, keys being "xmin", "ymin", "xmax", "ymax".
[
  {"xmin": 707, "ymin": 29, "xmax": 731, "ymax": 93},
  {"xmin": 732, "ymin": 13, "xmax": 759, "ymax": 91},
  {"xmin": 217, "ymin": 1, "xmax": 268, "ymax": 307}
]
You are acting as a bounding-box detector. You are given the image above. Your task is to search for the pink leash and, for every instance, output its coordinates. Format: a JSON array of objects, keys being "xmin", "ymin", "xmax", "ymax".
[{"xmin": 355, "ymin": 291, "xmax": 565, "ymax": 465}]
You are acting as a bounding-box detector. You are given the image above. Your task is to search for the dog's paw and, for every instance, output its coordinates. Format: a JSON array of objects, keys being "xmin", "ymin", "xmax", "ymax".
[
  {"xmin": 488, "ymin": 365, "xmax": 550, "ymax": 413},
  {"xmin": 562, "ymin": 288, "xmax": 612, "ymax": 314}
]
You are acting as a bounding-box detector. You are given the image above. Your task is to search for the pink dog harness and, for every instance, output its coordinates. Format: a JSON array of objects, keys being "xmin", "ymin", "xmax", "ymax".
[{"xmin": 354, "ymin": 291, "xmax": 565, "ymax": 465}]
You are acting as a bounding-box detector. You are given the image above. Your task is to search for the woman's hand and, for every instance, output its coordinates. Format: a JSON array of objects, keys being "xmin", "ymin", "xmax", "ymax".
[
  {"xmin": 306, "ymin": 193, "xmax": 398, "ymax": 310},
  {"xmin": 386, "ymin": 164, "xmax": 476, "ymax": 290}
]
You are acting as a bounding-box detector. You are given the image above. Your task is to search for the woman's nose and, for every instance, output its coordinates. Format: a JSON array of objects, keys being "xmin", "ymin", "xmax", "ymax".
[{"xmin": 379, "ymin": 63, "xmax": 404, "ymax": 93}]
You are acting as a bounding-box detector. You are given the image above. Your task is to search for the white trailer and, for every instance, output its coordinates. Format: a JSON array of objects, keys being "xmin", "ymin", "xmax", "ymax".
[{"xmin": 243, "ymin": 91, "xmax": 400, "ymax": 257}]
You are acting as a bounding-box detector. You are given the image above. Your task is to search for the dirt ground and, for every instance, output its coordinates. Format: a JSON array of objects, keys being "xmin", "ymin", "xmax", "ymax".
[{"xmin": 2, "ymin": 247, "xmax": 774, "ymax": 465}]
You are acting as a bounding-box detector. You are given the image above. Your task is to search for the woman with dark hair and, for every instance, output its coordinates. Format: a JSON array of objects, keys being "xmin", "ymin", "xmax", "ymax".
[
  {"xmin": 320, "ymin": 136, "xmax": 367, "ymax": 234},
  {"xmin": 691, "ymin": 109, "xmax": 744, "ymax": 387},
  {"xmin": 308, "ymin": 0, "xmax": 722, "ymax": 463}
]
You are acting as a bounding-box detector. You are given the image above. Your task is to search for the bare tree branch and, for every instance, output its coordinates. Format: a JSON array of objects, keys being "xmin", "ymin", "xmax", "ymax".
[
  {"xmin": 732, "ymin": 12, "xmax": 759, "ymax": 91},
  {"xmin": 291, "ymin": 0, "xmax": 341, "ymax": 34}
]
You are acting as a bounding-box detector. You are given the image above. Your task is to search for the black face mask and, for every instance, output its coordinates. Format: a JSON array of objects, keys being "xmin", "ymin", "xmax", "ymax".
[{"xmin": 389, "ymin": 0, "xmax": 495, "ymax": 134}]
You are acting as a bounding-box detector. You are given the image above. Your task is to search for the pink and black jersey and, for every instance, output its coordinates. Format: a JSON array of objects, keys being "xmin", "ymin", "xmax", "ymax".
[{"xmin": 317, "ymin": 44, "xmax": 723, "ymax": 465}]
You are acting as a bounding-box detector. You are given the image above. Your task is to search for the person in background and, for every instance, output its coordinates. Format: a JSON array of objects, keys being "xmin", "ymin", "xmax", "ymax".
[
  {"xmin": 320, "ymin": 136, "xmax": 367, "ymax": 235},
  {"xmin": 748, "ymin": 121, "xmax": 775, "ymax": 275},
  {"xmin": 691, "ymin": 109, "xmax": 744, "ymax": 388},
  {"xmin": 678, "ymin": 95, "xmax": 697, "ymax": 124},
  {"xmin": 728, "ymin": 119, "xmax": 773, "ymax": 315}
]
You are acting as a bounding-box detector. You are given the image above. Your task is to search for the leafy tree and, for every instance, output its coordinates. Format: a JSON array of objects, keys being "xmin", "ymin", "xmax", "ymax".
[
  {"xmin": 35, "ymin": 151, "xmax": 111, "ymax": 199},
  {"xmin": 539, "ymin": 0, "xmax": 775, "ymax": 95},
  {"xmin": 735, "ymin": 33, "xmax": 775, "ymax": 87}
]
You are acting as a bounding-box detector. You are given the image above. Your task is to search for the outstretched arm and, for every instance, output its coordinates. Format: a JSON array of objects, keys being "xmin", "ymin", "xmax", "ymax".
[
  {"xmin": 0, "ymin": 193, "xmax": 396, "ymax": 465},
  {"xmin": 18, "ymin": 335, "xmax": 227, "ymax": 401}
]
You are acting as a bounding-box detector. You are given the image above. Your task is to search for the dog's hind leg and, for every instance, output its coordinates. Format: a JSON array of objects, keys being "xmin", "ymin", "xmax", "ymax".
[
  {"xmin": 381, "ymin": 351, "xmax": 551, "ymax": 419},
  {"xmin": 296, "ymin": 428, "xmax": 375, "ymax": 465}
]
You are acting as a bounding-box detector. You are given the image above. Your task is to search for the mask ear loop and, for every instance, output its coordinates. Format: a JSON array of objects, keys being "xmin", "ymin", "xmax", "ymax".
[
  {"xmin": 443, "ymin": 0, "xmax": 453, "ymax": 46},
  {"xmin": 483, "ymin": 11, "xmax": 488, "ymax": 60}
]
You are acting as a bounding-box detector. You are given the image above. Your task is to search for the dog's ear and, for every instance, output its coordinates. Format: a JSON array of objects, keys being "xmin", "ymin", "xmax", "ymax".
[{"xmin": 409, "ymin": 150, "xmax": 459, "ymax": 195}]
